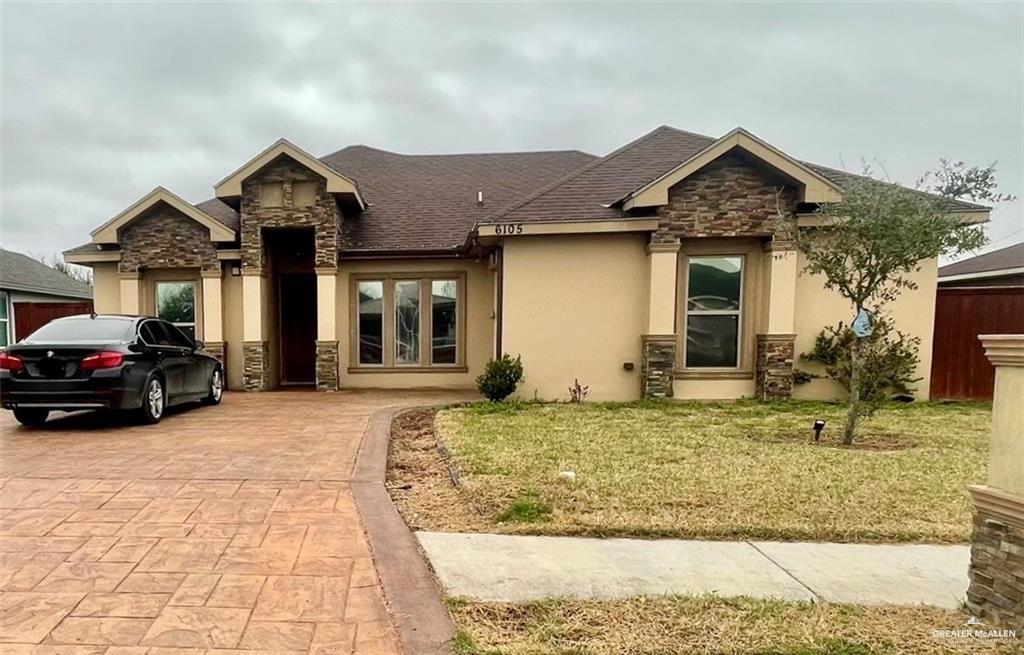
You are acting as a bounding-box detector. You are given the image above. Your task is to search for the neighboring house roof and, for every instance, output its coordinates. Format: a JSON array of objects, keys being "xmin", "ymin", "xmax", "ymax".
[
  {"xmin": 319, "ymin": 146, "xmax": 597, "ymax": 252},
  {"xmin": 0, "ymin": 249, "xmax": 93, "ymax": 299},
  {"xmin": 938, "ymin": 243, "xmax": 1024, "ymax": 280}
]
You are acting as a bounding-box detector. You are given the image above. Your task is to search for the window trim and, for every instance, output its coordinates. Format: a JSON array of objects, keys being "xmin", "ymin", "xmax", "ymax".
[
  {"xmin": 154, "ymin": 280, "xmax": 198, "ymax": 341},
  {"xmin": 675, "ymin": 240, "xmax": 762, "ymax": 378},
  {"xmin": 682, "ymin": 254, "xmax": 744, "ymax": 371},
  {"xmin": 349, "ymin": 271, "xmax": 467, "ymax": 373},
  {"xmin": 355, "ymin": 279, "xmax": 386, "ymax": 368}
]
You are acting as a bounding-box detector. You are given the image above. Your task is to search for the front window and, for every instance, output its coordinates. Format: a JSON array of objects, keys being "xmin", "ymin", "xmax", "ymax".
[
  {"xmin": 394, "ymin": 280, "xmax": 421, "ymax": 365},
  {"xmin": 684, "ymin": 256, "xmax": 742, "ymax": 368},
  {"xmin": 156, "ymin": 281, "xmax": 196, "ymax": 341},
  {"xmin": 353, "ymin": 274, "xmax": 463, "ymax": 369},
  {"xmin": 431, "ymin": 280, "xmax": 458, "ymax": 365},
  {"xmin": 357, "ymin": 281, "xmax": 384, "ymax": 365}
]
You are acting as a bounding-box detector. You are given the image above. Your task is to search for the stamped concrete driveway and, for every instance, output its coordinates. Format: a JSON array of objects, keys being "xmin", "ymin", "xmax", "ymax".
[{"xmin": 0, "ymin": 389, "xmax": 466, "ymax": 655}]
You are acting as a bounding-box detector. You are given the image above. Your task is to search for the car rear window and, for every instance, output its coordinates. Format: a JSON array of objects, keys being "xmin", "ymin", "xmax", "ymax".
[{"xmin": 24, "ymin": 317, "xmax": 134, "ymax": 343}]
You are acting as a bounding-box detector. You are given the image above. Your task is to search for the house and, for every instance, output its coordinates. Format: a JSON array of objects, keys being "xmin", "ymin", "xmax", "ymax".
[
  {"xmin": 931, "ymin": 243, "xmax": 1024, "ymax": 400},
  {"xmin": 63, "ymin": 126, "xmax": 989, "ymax": 401},
  {"xmin": 0, "ymin": 249, "xmax": 94, "ymax": 348}
]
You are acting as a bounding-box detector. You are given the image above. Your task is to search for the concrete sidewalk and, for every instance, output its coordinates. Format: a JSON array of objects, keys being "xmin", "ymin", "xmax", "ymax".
[{"xmin": 417, "ymin": 532, "xmax": 969, "ymax": 609}]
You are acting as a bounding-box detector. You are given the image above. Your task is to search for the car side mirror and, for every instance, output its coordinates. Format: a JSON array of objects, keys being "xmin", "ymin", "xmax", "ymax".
[{"xmin": 193, "ymin": 339, "xmax": 204, "ymax": 350}]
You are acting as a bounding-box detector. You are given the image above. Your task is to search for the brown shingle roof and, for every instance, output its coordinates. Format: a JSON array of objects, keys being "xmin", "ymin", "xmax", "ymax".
[
  {"xmin": 195, "ymin": 198, "xmax": 240, "ymax": 231},
  {"xmin": 490, "ymin": 126, "xmax": 715, "ymax": 224},
  {"xmin": 939, "ymin": 242, "xmax": 1024, "ymax": 278},
  {"xmin": 76, "ymin": 125, "xmax": 994, "ymax": 256},
  {"xmin": 319, "ymin": 146, "xmax": 597, "ymax": 253}
]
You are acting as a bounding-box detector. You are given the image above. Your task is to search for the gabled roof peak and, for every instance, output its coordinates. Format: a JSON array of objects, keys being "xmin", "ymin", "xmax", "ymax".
[{"xmin": 214, "ymin": 139, "xmax": 365, "ymax": 209}]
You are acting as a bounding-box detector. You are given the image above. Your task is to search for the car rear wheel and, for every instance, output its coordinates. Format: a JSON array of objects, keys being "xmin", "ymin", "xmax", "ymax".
[
  {"xmin": 13, "ymin": 408, "xmax": 49, "ymax": 427},
  {"xmin": 139, "ymin": 376, "xmax": 165, "ymax": 424},
  {"xmin": 203, "ymin": 368, "xmax": 223, "ymax": 405}
]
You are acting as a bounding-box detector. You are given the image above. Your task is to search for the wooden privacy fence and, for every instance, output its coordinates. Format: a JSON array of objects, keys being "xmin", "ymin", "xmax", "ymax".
[
  {"xmin": 13, "ymin": 301, "xmax": 94, "ymax": 342},
  {"xmin": 930, "ymin": 287, "xmax": 1024, "ymax": 400}
]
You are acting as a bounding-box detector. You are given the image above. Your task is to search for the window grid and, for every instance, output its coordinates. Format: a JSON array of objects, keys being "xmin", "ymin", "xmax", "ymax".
[
  {"xmin": 684, "ymin": 256, "xmax": 744, "ymax": 369},
  {"xmin": 351, "ymin": 274, "xmax": 464, "ymax": 370}
]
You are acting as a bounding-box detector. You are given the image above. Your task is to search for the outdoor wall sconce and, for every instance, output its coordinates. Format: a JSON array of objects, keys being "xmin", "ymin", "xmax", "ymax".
[{"xmin": 812, "ymin": 419, "xmax": 826, "ymax": 442}]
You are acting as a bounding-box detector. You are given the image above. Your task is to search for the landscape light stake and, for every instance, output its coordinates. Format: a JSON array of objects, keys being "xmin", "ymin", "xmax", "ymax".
[{"xmin": 812, "ymin": 419, "xmax": 826, "ymax": 442}]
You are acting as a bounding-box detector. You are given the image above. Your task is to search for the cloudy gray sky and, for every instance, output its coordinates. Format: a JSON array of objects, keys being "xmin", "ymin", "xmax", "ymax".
[{"xmin": 2, "ymin": 2, "xmax": 1021, "ymax": 262}]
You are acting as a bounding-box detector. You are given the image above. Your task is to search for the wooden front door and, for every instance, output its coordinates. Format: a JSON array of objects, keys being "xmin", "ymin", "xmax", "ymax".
[{"xmin": 279, "ymin": 273, "xmax": 317, "ymax": 385}]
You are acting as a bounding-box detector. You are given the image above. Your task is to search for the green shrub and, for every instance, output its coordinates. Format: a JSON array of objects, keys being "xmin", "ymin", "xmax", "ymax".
[
  {"xmin": 799, "ymin": 316, "xmax": 921, "ymax": 414},
  {"xmin": 476, "ymin": 353, "xmax": 524, "ymax": 402}
]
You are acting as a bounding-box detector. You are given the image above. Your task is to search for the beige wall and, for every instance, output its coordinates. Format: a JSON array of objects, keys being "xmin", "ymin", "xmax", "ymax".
[
  {"xmin": 501, "ymin": 233, "xmax": 647, "ymax": 401},
  {"xmin": 336, "ymin": 258, "xmax": 495, "ymax": 389},
  {"xmin": 92, "ymin": 263, "xmax": 120, "ymax": 314},
  {"xmin": 793, "ymin": 255, "xmax": 938, "ymax": 400},
  {"xmin": 222, "ymin": 272, "xmax": 244, "ymax": 390}
]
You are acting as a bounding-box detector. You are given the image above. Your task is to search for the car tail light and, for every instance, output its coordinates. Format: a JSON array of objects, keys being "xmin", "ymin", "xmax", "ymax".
[
  {"xmin": 0, "ymin": 352, "xmax": 24, "ymax": 371},
  {"xmin": 80, "ymin": 351, "xmax": 125, "ymax": 370}
]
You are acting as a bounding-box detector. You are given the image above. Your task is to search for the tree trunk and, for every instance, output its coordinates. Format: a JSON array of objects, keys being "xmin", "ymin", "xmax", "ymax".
[{"xmin": 843, "ymin": 336, "xmax": 863, "ymax": 445}]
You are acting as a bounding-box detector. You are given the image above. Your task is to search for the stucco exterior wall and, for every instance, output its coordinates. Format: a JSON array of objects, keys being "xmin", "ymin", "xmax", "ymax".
[
  {"xmin": 335, "ymin": 258, "xmax": 495, "ymax": 389},
  {"xmin": 222, "ymin": 272, "xmax": 244, "ymax": 390},
  {"xmin": 793, "ymin": 255, "xmax": 938, "ymax": 400},
  {"xmin": 92, "ymin": 264, "xmax": 120, "ymax": 314},
  {"xmin": 501, "ymin": 233, "xmax": 647, "ymax": 401}
]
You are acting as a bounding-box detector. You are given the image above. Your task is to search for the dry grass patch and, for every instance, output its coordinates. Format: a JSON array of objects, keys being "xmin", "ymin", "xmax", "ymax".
[
  {"xmin": 409, "ymin": 400, "xmax": 989, "ymax": 543},
  {"xmin": 449, "ymin": 595, "xmax": 1018, "ymax": 654}
]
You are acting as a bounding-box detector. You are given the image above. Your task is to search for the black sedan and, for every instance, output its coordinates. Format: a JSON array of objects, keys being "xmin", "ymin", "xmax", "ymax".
[{"xmin": 0, "ymin": 314, "xmax": 223, "ymax": 427}]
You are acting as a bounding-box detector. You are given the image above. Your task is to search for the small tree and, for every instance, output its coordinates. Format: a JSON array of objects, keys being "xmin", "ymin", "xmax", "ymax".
[
  {"xmin": 800, "ymin": 316, "xmax": 921, "ymax": 411},
  {"xmin": 795, "ymin": 161, "xmax": 1011, "ymax": 444}
]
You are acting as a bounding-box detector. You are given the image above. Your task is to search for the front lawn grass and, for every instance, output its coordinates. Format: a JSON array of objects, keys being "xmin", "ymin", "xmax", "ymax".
[
  {"xmin": 423, "ymin": 400, "xmax": 988, "ymax": 543},
  {"xmin": 448, "ymin": 595, "xmax": 1016, "ymax": 655}
]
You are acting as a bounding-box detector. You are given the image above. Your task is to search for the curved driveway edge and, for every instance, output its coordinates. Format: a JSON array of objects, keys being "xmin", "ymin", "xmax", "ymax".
[{"xmin": 351, "ymin": 405, "xmax": 456, "ymax": 655}]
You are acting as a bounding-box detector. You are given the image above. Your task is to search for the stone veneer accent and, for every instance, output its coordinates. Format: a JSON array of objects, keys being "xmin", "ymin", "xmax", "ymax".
[
  {"xmin": 316, "ymin": 340, "xmax": 340, "ymax": 392},
  {"xmin": 242, "ymin": 341, "xmax": 270, "ymax": 391},
  {"xmin": 203, "ymin": 341, "xmax": 226, "ymax": 369},
  {"xmin": 239, "ymin": 156, "xmax": 343, "ymax": 271},
  {"xmin": 642, "ymin": 335, "xmax": 676, "ymax": 399},
  {"xmin": 755, "ymin": 334, "xmax": 796, "ymax": 400},
  {"xmin": 119, "ymin": 203, "xmax": 221, "ymax": 273},
  {"xmin": 967, "ymin": 489, "xmax": 1024, "ymax": 629},
  {"xmin": 652, "ymin": 151, "xmax": 798, "ymax": 245}
]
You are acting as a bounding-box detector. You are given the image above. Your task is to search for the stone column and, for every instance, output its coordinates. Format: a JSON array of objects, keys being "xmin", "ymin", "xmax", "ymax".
[
  {"xmin": 315, "ymin": 267, "xmax": 340, "ymax": 391},
  {"xmin": 642, "ymin": 240, "xmax": 679, "ymax": 398},
  {"xmin": 200, "ymin": 272, "xmax": 225, "ymax": 366},
  {"xmin": 756, "ymin": 242, "xmax": 798, "ymax": 400},
  {"xmin": 118, "ymin": 272, "xmax": 140, "ymax": 315},
  {"xmin": 241, "ymin": 271, "xmax": 268, "ymax": 391},
  {"xmin": 967, "ymin": 335, "xmax": 1024, "ymax": 629}
]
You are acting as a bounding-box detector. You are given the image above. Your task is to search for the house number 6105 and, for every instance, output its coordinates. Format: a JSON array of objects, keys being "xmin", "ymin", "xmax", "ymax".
[{"xmin": 494, "ymin": 224, "xmax": 524, "ymax": 235}]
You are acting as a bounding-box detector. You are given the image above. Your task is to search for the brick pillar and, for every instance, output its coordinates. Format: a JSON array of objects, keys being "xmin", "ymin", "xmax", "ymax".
[
  {"xmin": 642, "ymin": 335, "xmax": 676, "ymax": 399},
  {"xmin": 755, "ymin": 334, "xmax": 796, "ymax": 400},
  {"xmin": 967, "ymin": 335, "xmax": 1024, "ymax": 629},
  {"xmin": 242, "ymin": 341, "xmax": 270, "ymax": 391}
]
